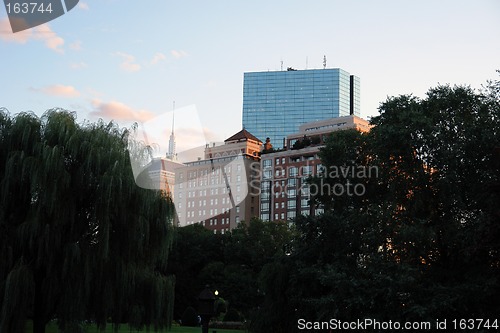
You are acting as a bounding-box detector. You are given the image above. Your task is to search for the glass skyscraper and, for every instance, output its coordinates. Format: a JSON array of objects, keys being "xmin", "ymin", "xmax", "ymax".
[{"xmin": 242, "ymin": 68, "xmax": 360, "ymax": 146}]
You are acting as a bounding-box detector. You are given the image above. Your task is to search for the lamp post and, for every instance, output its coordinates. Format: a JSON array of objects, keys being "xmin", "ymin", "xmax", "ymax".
[{"xmin": 198, "ymin": 287, "xmax": 216, "ymax": 333}]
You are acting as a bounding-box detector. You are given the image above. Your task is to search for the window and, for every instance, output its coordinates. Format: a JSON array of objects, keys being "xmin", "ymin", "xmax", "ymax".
[
  {"xmin": 263, "ymin": 159, "xmax": 272, "ymax": 168},
  {"xmin": 236, "ymin": 216, "xmax": 240, "ymax": 223},
  {"xmin": 317, "ymin": 164, "xmax": 325, "ymax": 175},
  {"xmin": 236, "ymin": 206, "xmax": 240, "ymax": 213},
  {"xmin": 275, "ymin": 158, "xmax": 280, "ymax": 165},
  {"xmin": 280, "ymin": 213, "xmax": 285, "ymax": 220},
  {"xmin": 301, "ymin": 165, "xmax": 313, "ymax": 176},
  {"xmin": 289, "ymin": 167, "xmax": 298, "ymax": 177}
]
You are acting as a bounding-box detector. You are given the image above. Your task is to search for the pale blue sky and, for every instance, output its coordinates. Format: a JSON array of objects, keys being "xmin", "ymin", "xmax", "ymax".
[{"xmin": 1, "ymin": 0, "xmax": 499, "ymax": 149}]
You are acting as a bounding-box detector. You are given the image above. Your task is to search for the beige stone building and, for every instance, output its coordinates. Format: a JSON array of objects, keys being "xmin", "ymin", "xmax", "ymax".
[{"xmin": 174, "ymin": 129, "xmax": 262, "ymax": 234}]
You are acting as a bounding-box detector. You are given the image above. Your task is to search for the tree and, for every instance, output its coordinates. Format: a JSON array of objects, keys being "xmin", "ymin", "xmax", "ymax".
[
  {"xmin": 0, "ymin": 109, "xmax": 175, "ymax": 333},
  {"xmin": 252, "ymin": 79, "xmax": 500, "ymax": 330},
  {"xmin": 166, "ymin": 223, "xmax": 224, "ymax": 321}
]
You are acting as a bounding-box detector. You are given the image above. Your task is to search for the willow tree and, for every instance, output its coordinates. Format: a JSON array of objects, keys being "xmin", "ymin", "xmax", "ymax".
[{"xmin": 0, "ymin": 108, "xmax": 175, "ymax": 333}]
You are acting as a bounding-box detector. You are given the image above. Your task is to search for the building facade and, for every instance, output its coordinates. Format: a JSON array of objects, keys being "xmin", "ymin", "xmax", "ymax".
[
  {"xmin": 259, "ymin": 115, "xmax": 370, "ymax": 222},
  {"xmin": 242, "ymin": 68, "xmax": 360, "ymax": 145},
  {"xmin": 174, "ymin": 129, "xmax": 262, "ymax": 234}
]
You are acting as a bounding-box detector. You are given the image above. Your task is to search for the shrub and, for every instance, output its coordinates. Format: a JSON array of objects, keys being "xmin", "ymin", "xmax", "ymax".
[{"xmin": 181, "ymin": 306, "xmax": 199, "ymax": 327}]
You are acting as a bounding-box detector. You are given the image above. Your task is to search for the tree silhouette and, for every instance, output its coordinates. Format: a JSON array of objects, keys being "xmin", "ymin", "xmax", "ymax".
[{"xmin": 0, "ymin": 109, "xmax": 175, "ymax": 333}]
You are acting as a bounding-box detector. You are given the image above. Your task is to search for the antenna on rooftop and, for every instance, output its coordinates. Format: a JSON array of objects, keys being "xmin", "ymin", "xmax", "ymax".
[
  {"xmin": 323, "ymin": 55, "xmax": 327, "ymax": 69},
  {"xmin": 280, "ymin": 59, "xmax": 283, "ymax": 71}
]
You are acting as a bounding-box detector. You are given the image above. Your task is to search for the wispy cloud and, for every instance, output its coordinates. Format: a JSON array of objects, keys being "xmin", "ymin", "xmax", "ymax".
[
  {"xmin": 171, "ymin": 49, "xmax": 189, "ymax": 59},
  {"xmin": 69, "ymin": 40, "xmax": 82, "ymax": 51},
  {"xmin": 115, "ymin": 52, "xmax": 141, "ymax": 72},
  {"xmin": 78, "ymin": 2, "xmax": 89, "ymax": 10},
  {"xmin": 90, "ymin": 99, "xmax": 155, "ymax": 122},
  {"xmin": 70, "ymin": 62, "xmax": 88, "ymax": 69},
  {"xmin": 150, "ymin": 52, "xmax": 166, "ymax": 65},
  {"xmin": 32, "ymin": 84, "xmax": 80, "ymax": 97},
  {"xmin": 0, "ymin": 18, "xmax": 64, "ymax": 53}
]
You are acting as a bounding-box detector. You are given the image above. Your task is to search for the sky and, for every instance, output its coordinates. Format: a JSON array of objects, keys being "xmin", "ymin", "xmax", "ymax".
[{"xmin": 1, "ymin": 0, "xmax": 499, "ymax": 158}]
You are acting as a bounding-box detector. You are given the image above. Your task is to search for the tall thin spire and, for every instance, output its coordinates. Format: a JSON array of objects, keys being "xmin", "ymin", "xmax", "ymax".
[{"xmin": 168, "ymin": 101, "xmax": 176, "ymax": 160}]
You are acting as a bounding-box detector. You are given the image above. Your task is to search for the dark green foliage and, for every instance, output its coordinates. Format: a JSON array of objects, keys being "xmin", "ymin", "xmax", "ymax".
[
  {"xmin": 0, "ymin": 109, "xmax": 175, "ymax": 333},
  {"xmin": 223, "ymin": 309, "xmax": 243, "ymax": 322},
  {"xmin": 166, "ymin": 77, "xmax": 500, "ymax": 332},
  {"xmin": 180, "ymin": 307, "xmax": 198, "ymax": 327},
  {"xmin": 167, "ymin": 218, "xmax": 293, "ymax": 323},
  {"xmin": 250, "ymin": 80, "xmax": 500, "ymax": 331},
  {"xmin": 166, "ymin": 224, "xmax": 224, "ymax": 321}
]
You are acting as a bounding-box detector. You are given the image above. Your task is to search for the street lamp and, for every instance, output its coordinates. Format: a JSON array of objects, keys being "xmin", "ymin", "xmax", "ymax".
[{"xmin": 198, "ymin": 287, "xmax": 216, "ymax": 333}]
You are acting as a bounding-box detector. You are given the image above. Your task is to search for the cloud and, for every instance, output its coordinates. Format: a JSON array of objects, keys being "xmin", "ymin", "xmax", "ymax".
[
  {"xmin": 70, "ymin": 62, "xmax": 88, "ymax": 69},
  {"xmin": 115, "ymin": 52, "xmax": 141, "ymax": 72},
  {"xmin": 0, "ymin": 18, "xmax": 64, "ymax": 53},
  {"xmin": 171, "ymin": 49, "xmax": 188, "ymax": 59},
  {"xmin": 69, "ymin": 40, "xmax": 82, "ymax": 51},
  {"xmin": 90, "ymin": 100, "xmax": 155, "ymax": 122},
  {"xmin": 78, "ymin": 2, "xmax": 89, "ymax": 10},
  {"xmin": 33, "ymin": 84, "xmax": 80, "ymax": 97},
  {"xmin": 150, "ymin": 52, "xmax": 166, "ymax": 65}
]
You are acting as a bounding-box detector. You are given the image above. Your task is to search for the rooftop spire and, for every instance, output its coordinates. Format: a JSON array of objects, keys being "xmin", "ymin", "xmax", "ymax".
[{"xmin": 167, "ymin": 101, "xmax": 176, "ymax": 160}]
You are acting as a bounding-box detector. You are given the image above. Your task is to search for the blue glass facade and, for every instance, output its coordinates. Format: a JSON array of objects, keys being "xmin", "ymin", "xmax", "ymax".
[{"xmin": 242, "ymin": 68, "xmax": 360, "ymax": 146}]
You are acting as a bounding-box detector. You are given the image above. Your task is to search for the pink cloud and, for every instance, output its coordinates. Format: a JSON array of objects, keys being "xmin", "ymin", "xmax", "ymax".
[
  {"xmin": 150, "ymin": 52, "xmax": 166, "ymax": 65},
  {"xmin": 32, "ymin": 84, "xmax": 80, "ymax": 97},
  {"xmin": 115, "ymin": 52, "xmax": 141, "ymax": 72},
  {"xmin": 90, "ymin": 100, "xmax": 155, "ymax": 122},
  {"xmin": 171, "ymin": 49, "xmax": 189, "ymax": 59},
  {"xmin": 0, "ymin": 18, "xmax": 64, "ymax": 53},
  {"xmin": 78, "ymin": 2, "xmax": 89, "ymax": 10}
]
